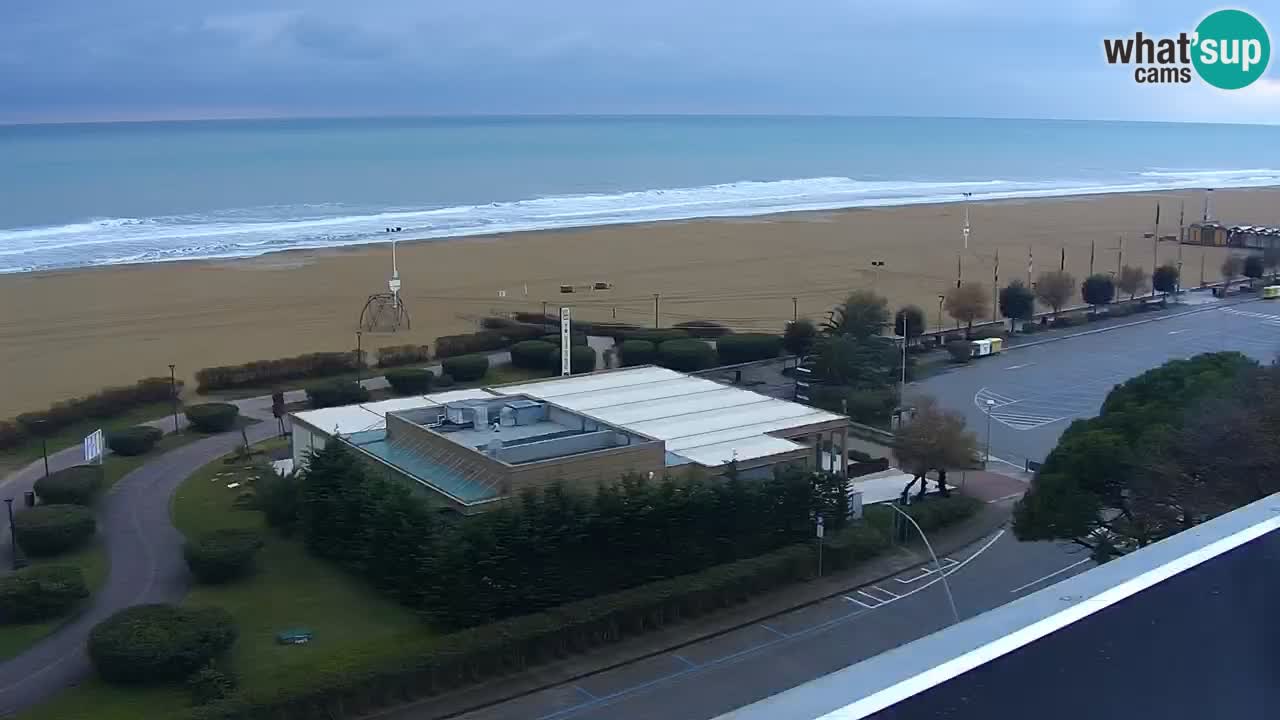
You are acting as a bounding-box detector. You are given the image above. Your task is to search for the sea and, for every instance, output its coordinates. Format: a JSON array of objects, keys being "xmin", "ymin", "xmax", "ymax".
[{"xmin": 3, "ymin": 115, "xmax": 1280, "ymax": 274}]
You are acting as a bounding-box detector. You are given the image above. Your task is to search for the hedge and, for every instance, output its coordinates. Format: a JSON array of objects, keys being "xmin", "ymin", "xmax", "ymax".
[
  {"xmin": 0, "ymin": 565, "xmax": 89, "ymax": 623},
  {"xmin": 14, "ymin": 505, "xmax": 96, "ymax": 556},
  {"xmin": 184, "ymin": 529, "xmax": 265, "ymax": 584},
  {"xmin": 903, "ymin": 494, "xmax": 983, "ymax": 532},
  {"xmin": 945, "ymin": 340, "xmax": 972, "ymax": 363},
  {"xmin": 106, "ymin": 425, "xmax": 163, "ymax": 456},
  {"xmin": 185, "ymin": 403, "xmax": 241, "ymax": 433},
  {"xmin": 616, "ymin": 329, "xmax": 690, "ymax": 344},
  {"xmin": 434, "ymin": 325, "xmax": 545, "ymax": 359},
  {"xmin": 539, "ymin": 333, "xmax": 588, "ymax": 347},
  {"xmin": 673, "ymin": 320, "xmax": 733, "ymax": 338},
  {"xmin": 33, "ymin": 465, "xmax": 102, "ymax": 505},
  {"xmin": 441, "ymin": 355, "xmax": 489, "ymax": 382},
  {"xmin": 435, "ymin": 374, "xmax": 456, "ymax": 388},
  {"xmin": 618, "ymin": 340, "xmax": 658, "ymax": 367},
  {"xmin": 195, "ymin": 352, "xmax": 359, "ymax": 393},
  {"xmin": 384, "ymin": 368, "xmax": 434, "ymax": 396},
  {"xmin": 2, "ymin": 376, "xmax": 180, "ymax": 450},
  {"xmin": 509, "ymin": 340, "xmax": 558, "ymax": 370},
  {"xmin": 375, "ymin": 344, "xmax": 431, "ymax": 368},
  {"xmin": 549, "ymin": 345, "xmax": 597, "ymax": 374},
  {"xmin": 714, "ymin": 333, "xmax": 782, "ymax": 365},
  {"xmin": 88, "ymin": 604, "xmax": 238, "ymax": 684},
  {"xmin": 305, "ymin": 382, "xmax": 370, "ymax": 410},
  {"xmin": 657, "ymin": 339, "xmax": 717, "ymax": 372}
]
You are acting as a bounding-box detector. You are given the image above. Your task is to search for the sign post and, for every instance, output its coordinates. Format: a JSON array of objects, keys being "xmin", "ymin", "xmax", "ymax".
[
  {"xmin": 83, "ymin": 429, "xmax": 104, "ymax": 465},
  {"xmin": 815, "ymin": 515, "xmax": 825, "ymax": 578},
  {"xmin": 560, "ymin": 306, "xmax": 572, "ymax": 376}
]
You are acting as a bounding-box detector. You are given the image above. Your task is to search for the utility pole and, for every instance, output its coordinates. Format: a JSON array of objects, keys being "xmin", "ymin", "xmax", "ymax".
[
  {"xmin": 992, "ymin": 247, "xmax": 999, "ymax": 322},
  {"xmin": 900, "ymin": 313, "xmax": 908, "ymax": 403},
  {"xmin": 962, "ymin": 192, "xmax": 972, "ymax": 250},
  {"xmin": 1027, "ymin": 246, "xmax": 1033, "ymax": 286},
  {"xmin": 1201, "ymin": 249, "xmax": 1206, "ymax": 287},
  {"xmin": 355, "ymin": 331, "xmax": 363, "ymax": 384},
  {"xmin": 956, "ymin": 253, "xmax": 962, "ymax": 288},
  {"xmin": 541, "ymin": 301, "xmax": 549, "ymax": 332},
  {"xmin": 652, "ymin": 293, "xmax": 660, "ymax": 329},
  {"xmin": 1178, "ymin": 199, "xmax": 1185, "ymax": 265},
  {"xmin": 937, "ymin": 295, "xmax": 945, "ymax": 334},
  {"xmin": 1059, "ymin": 247, "xmax": 1065, "ymax": 271},
  {"xmin": 791, "ymin": 297, "xmax": 798, "ymax": 323},
  {"xmin": 1117, "ymin": 234, "xmax": 1124, "ymax": 276},
  {"xmin": 1089, "ymin": 239, "xmax": 1095, "ymax": 275},
  {"xmin": 871, "ymin": 260, "xmax": 885, "ymax": 289},
  {"xmin": 168, "ymin": 364, "xmax": 179, "ymax": 433}
]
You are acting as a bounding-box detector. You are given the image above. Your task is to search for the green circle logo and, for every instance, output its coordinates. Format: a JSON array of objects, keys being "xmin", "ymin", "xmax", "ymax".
[{"xmin": 1193, "ymin": 9, "xmax": 1270, "ymax": 89}]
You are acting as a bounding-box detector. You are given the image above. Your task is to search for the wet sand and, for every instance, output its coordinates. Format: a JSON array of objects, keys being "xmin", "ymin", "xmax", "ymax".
[{"xmin": 1, "ymin": 187, "xmax": 1275, "ymax": 417}]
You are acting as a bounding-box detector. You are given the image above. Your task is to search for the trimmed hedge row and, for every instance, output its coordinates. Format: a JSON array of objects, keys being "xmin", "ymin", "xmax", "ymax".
[
  {"xmin": 2, "ymin": 376, "xmax": 180, "ymax": 451},
  {"xmin": 33, "ymin": 465, "xmax": 102, "ymax": 505},
  {"xmin": 714, "ymin": 333, "xmax": 782, "ymax": 365},
  {"xmin": 441, "ymin": 355, "xmax": 489, "ymax": 382},
  {"xmin": 384, "ymin": 368, "xmax": 434, "ymax": 396},
  {"xmin": 0, "ymin": 565, "xmax": 89, "ymax": 623},
  {"xmin": 375, "ymin": 344, "xmax": 431, "ymax": 368},
  {"xmin": 14, "ymin": 505, "xmax": 96, "ymax": 556},
  {"xmin": 184, "ymin": 529, "xmax": 265, "ymax": 584},
  {"xmin": 195, "ymin": 352, "xmax": 359, "ymax": 393},
  {"xmin": 187, "ymin": 519, "xmax": 908, "ymax": 720},
  {"xmin": 435, "ymin": 324, "xmax": 544, "ymax": 359},
  {"xmin": 657, "ymin": 339, "xmax": 717, "ymax": 372},
  {"xmin": 945, "ymin": 340, "xmax": 972, "ymax": 363},
  {"xmin": 88, "ymin": 604, "xmax": 238, "ymax": 684},
  {"xmin": 673, "ymin": 320, "xmax": 733, "ymax": 338},
  {"xmin": 904, "ymin": 494, "xmax": 983, "ymax": 532},
  {"xmin": 509, "ymin": 340, "xmax": 558, "ymax": 370},
  {"xmin": 618, "ymin": 339, "xmax": 658, "ymax": 367},
  {"xmin": 560, "ymin": 346, "xmax": 597, "ymax": 374},
  {"xmin": 106, "ymin": 425, "xmax": 163, "ymax": 456},
  {"xmin": 539, "ymin": 333, "xmax": 588, "ymax": 346},
  {"xmin": 185, "ymin": 403, "xmax": 241, "ymax": 433},
  {"xmin": 306, "ymin": 382, "xmax": 370, "ymax": 410}
]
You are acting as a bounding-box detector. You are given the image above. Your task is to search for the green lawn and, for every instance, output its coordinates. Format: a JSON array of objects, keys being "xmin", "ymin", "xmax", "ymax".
[
  {"xmin": 19, "ymin": 440, "xmax": 430, "ymax": 719},
  {"xmin": 0, "ymin": 402, "xmax": 177, "ymax": 477},
  {"xmin": 0, "ymin": 541, "xmax": 108, "ymax": 662}
]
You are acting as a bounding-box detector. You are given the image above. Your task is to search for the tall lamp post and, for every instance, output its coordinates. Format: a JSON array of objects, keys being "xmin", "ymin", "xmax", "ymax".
[
  {"xmin": 889, "ymin": 502, "xmax": 959, "ymax": 624},
  {"xmin": 871, "ymin": 260, "xmax": 885, "ymax": 289},
  {"xmin": 34, "ymin": 419, "xmax": 49, "ymax": 478},
  {"xmin": 168, "ymin": 364, "xmax": 179, "ymax": 433},
  {"xmin": 984, "ymin": 399, "xmax": 995, "ymax": 466},
  {"xmin": 936, "ymin": 294, "xmax": 946, "ymax": 334},
  {"xmin": 355, "ymin": 331, "xmax": 364, "ymax": 384},
  {"xmin": 5, "ymin": 498, "xmax": 26, "ymax": 570}
]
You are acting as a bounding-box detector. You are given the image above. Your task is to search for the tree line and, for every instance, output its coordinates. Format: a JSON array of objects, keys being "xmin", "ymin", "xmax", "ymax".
[
  {"xmin": 292, "ymin": 443, "xmax": 849, "ymax": 628},
  {"xmin": 1014, "ymin": 351, "xmax": 1280, "ymax": 561}
]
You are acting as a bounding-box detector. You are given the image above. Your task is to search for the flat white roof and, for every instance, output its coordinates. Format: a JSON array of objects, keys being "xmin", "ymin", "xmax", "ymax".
[{"xmin": 293, "ymin": 366, "xmax": 844, "ymax": 467}]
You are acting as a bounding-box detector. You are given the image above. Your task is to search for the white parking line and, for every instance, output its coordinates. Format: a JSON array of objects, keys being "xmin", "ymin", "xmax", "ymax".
[
  {"xmin": 1009, "ymin": 558, "xmax": 1092, "ymax": 594},
  {"xmin": 844, "ymin": 595, "xmax": 875, "ymax": 609},
  {"xmin": 856, "ymin": 590, "xmax": 884, "ymax": 606}
]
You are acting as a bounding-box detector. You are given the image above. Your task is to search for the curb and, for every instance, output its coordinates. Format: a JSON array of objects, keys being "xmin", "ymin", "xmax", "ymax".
[
  {"xmin": 364, "ymin": 503, "xmax": 1013, "ymax": 720},
  {"xmin": 1002, "ymin": 296, "xmax": 1256, "ymax": 353}
]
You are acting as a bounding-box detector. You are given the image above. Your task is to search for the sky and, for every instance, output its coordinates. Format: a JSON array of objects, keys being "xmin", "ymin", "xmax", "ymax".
[{"xmin": 1, "ymin": 0, "xmax": 1277, "ymax": 125}]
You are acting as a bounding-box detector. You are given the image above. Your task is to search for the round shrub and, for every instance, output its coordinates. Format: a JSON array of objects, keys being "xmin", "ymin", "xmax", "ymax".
[
  {"xmin": 945, "ymin": 340, "xmax": 973, "ymax": 364},
  {"xmin": 14, "ymin": 505, "xmax": 95, "ymax": 556},
  {"xmin": 442, "ymin": 354, "xmax": 489, "ymax": 382},
  {"xmin": 33, "ymin": 465, "xmax": 101, "ymax": 505},
  {"xmin": 185, "ymin": 403, "xmax": 240, "ymax": 433},
  {"xmin": 106, "ymin": 425, "xmax": 163, "ymax": 456},
  {"xmin": 546, "ymin": 345, "xmax": 596, "ymax": 374},
  {"xmin": 304, "ymin": 382, "xmax": 369, "ymax": 409},
  {"xmin": 657, "ymin": 339, "xmax": 718, "ymax": 372},
  {"xmin": 715, "ymin": 333, "xmax": 783, "ymax": 365},
  {"xmin": 619, "ymin": 339, "xmax": 658, "ymax": 367},
  {"xmin": 673, "ymin": 320, "xmax": 733, "ymax": 338},
  {"xmin": 184, "ymin": 529, "xmax": 264, "ymax": 584},
  {"xmin": 435, "ymin": 373, "xmax": 455, "ymax": 388},
  {"xmin": 0, "ymin": 565, "xmax": 89, "ymax": 623},
  {"xmin": 509, "ymin": 340, "xmax": 557, "ymax": 370},
  {"xmin": 88, "ymin": 604, "xmax": 238, "ymax": 684},
  {"xmin": 384, "ymin": 367, "xmax": 433, "ymax": 396}
]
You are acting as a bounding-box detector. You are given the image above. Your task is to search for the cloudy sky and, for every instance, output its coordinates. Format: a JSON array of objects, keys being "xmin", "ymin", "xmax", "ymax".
[{"xmin": 1, "ymin": 0, "xmax": 1277, "ymax": 124}]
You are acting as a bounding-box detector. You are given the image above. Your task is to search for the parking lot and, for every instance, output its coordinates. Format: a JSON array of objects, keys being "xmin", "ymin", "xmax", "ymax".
[{"xmin": 915, "ymin": 299, "xmax": 1280, "ymax": 466}]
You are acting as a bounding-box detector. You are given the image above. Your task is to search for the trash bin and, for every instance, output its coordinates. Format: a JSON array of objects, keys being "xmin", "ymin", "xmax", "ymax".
[{"xmin": 23, "ymin": 491, "xmax": 35, "ymax": 507}]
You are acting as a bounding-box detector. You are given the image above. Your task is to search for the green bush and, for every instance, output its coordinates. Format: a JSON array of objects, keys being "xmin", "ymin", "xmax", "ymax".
[
  {"xmin": 33, "ymin": 465, "xmax": 102, "ymax": 505},
  {"xmin": 88, "ymin": 604, "xmax": 237, "ymax": 684},
  {"xmin": 105, "ymin": 425, "xmax": 163, "ymax": 456},
  {"xmin": 945, "ymin": 340, "xmax": 972, "ymax": 363},
  {"xmin": 441, "ymin": 354, "xmax": 489, "ymax": 382},
  {"xmin": 384, "ymin": 368, "xmax": 434, "ymax": 395},
  {"xmin": 615, "ymin": 328, "xmax": 690, "ymax": 344},
  {"xmin": 509, "ymin": 340, "xmax": 558, "ymax": 370},
  {"xmin": 188, "ymin": 662, "xmax": 238, "ymax": 706},
  {"xmin": 14, "ymin": 505, "xmax": 96, "ymax": 556},
  {"xmin": 1050, "ymin": 315, "xmax": 1079, "ymax": 328},
  {"xmin": 539, "ymin": 333, "xmax": 588, "ymax": 346},
  {"xmin": 0, "ymin": 565, "xmax": 89, "ymax": 623},
  {"xmin": 434, "ymin": 325, "xmax": 544, "ymax": 358},
  {"xmin": 375, "ymin": 344, "xmax": 431, "ymax": 368},
  {"xmin": 673, "ymin": 320, "xmax": 733, "ymax": 338},
  {"xmin": 904, "ymin": 494, "xmax": 982, "ymax": 532},
  {"xmin": 195, "ymin": 352, "xmax": 357, "ymax": 393},
  {"xmin": 305, "ymin": 382, "xmax": 370, "ymax": 409},
  {"xmin": 185, "ymin": 403, "xmax": 241, "ymax": 433},
  {"xmin": 656, "ymin": 339, "xmax": 717, "ymax": 372},
  {"xmin": 715, "ymin": 333, "xmax": 783, "ymax": 365},
  {"xmin": 435, "ymin": 373, "xmax": 455, "ymax": 388},
  {"xmin": 5, "ymin": 377, "xmax": 180, "ymax": 442},
  {"xmin": 820, "ymin": 523, "xmax": 891, "ymax": 573},
  {"xmin": 184, "ymin": 529, "xmax": 265, "ymax": 584},
  {"xmin": 257, "ymin": 471, "xmax": 300, "ymax": 535},
  {"xmin": 969, "ymin": 326, "xmax": 1007, "ymax": 341},
  {"xmin": 551, "ymin": 345, "xmax": 597, "ymax": 374},
  {"xmin": 619, "ymin": 339, "xmax": 658, "ymax": 366}
]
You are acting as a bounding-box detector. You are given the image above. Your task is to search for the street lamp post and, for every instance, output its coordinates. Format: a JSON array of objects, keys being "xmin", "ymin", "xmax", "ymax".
[
  {"xmin": 871, "ymin": 260, "xmax": 885, "ymax": 289},
  {"xmin": 168, "ymin": 364, "xmax": 179, "ymax": 433},
  {"xmin": 355, "ymin": 331, "xmax": 364, "ymax": 384},
  {"xmin": 5, "ymin": 498, "xmax": 26, "ymax": 570},
  {"xmin": 792, "ymin": 297, "xmax": 798, "ymax": 323},
  {"xmin": 936, "ymin": 294, "xmax": 946, "ymax": 334},
  {"xmin": 33, "ymin": 419, "xmax": 49, "ymax": 478},
  {"xmin": 984, "ymin": 399, "xmax": 995, "ymax": 466},
  {"xmin": 888, "ymin": 502, "xmax": 959, "ymax": 624}
]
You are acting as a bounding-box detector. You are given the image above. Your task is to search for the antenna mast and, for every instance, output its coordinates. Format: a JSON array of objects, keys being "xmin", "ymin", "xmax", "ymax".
[
  {"xmin": 389, "ymin": 240, "xmax": 402, "ymax": 297},
  {"xmin": 962, "ymin": 192, "xmax": 972, "ymax": 250}
]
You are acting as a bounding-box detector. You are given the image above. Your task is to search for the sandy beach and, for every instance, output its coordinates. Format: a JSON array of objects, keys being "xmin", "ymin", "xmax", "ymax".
[{"xmin": 2, "ymin": 187, "xmax": 1276, "ymax": 417}]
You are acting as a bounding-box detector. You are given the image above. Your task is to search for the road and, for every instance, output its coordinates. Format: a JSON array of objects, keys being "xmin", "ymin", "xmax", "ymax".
[
  {"xmin": 915, "ymin": 297, "xmax": 1280, "ymax": 466},
  {"xmin": 370, "ymin": 530, "xmax": 1090, "ymax": 720}
]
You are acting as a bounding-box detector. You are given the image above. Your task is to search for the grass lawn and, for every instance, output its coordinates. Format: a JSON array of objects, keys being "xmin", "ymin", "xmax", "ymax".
[
  {"xmin": 0, "ymin": 541, "xmax": 108, "ymax": 662},
  {"xmin": 19, "ymin": 440, "xmax": 430, "ymax": 719},
  {"xmin": 0, "ymin": 402, "xmax": 177, "ymax": 477}
]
